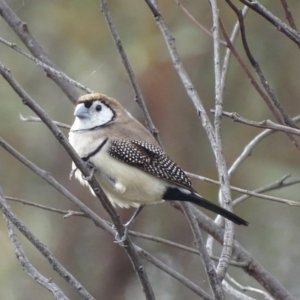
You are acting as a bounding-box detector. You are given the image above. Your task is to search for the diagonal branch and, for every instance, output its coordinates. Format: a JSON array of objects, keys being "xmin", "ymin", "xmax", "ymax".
[
  {"xmin": 99, "ymin": 0, "xmax": 161, "ymax": 144},
  {"xmin": 0, "ymin": 0, "xmax": 79, "ymax": 103},
  {"xmin": 239, "ymin": 0, "xmax": 300, "ymax": 46},
  {"xmin": 0, "ymin": 62, "xmax": 156, "ymax": 300},
  {"xmin": 225, "ymin": 0, "xmax": 300, "ymax": 152},
  {"xmin": 0, "ymin": 37, "xmax": 92, "ymax": 95},
  {"xmin": 3, "ymin": 218, "xmax": 70, "ymax": 300},
  {"xmin": 0, "ymin": 185, "xmax": 95, "ymax": 300}
]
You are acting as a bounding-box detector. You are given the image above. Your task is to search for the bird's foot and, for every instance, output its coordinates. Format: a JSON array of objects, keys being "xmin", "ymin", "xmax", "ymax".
[
  {"xmin": 69, "ymin": 168, "xmax": 77, "ymax": 180},
  {"xmin": 82, "ymin": 162, "xmax": 96, "ymax": 181},
  {"xmin": 113, "ymin": 225, "xmax": 129, "ymax": 247}
]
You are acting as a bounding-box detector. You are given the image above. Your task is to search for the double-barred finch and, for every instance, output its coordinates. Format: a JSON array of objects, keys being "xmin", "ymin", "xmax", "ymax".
[{"xmin": 69, "ymin": 93, "xmax": 248, "ymax": 226}]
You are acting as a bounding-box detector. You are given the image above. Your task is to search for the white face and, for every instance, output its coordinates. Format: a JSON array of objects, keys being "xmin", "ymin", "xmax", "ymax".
[{"xmin": 70, "ymin": 100, "xmax": 115, "ymax": 131}]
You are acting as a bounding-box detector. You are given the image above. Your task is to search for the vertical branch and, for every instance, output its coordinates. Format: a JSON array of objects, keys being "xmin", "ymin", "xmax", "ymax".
[
  {"xmin": 220, "ymin": 6, "xmax": 249, "ymax": 94},
  {"xmin": 225, "ymin": 0, "xmax": 300, "ymax": 152},
  {"xmin": 209, "ymin": 0, "xmax": 234, "ymax": 280},
  {"xmin": 182, "ymin": 203, "xmax": 225, "ymax": 299},
  {"xmin": 99, "ymin": 0, "xmax": 161, "ymax": 144}
]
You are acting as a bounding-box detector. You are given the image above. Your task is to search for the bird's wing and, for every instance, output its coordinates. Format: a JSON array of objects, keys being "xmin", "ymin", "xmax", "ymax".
[{"xmin": 108, "ymin": 139, "xmax": 193, "ymax": 189}]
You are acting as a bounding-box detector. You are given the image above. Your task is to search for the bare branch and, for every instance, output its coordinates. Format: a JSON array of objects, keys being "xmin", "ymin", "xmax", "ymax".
[
  {"xmin": 20, "ymin": 114, "xmax": 71, "ymax": 129},
  {"xmin": 138, "ymin": 247, "xmax": 213, "ymax": 300},
  {"xmin": 6, "ymin": 196, "xmax": 84, "ymax": 217},
  {"xmin": 0, "ymin": 36, "xmax": 92, "ymax": 95},
  {"xmin": 279, "ymin": 0, "xmax": 298, "ymax": 32},
  {"xmin": 3, "ymin": 211, "xmax": 70, "ymax": 300},
  {"xmin": 0, "ymin": 62, "xmax": 155, "ymax": 300},
  {"xmin": 228, "ymin": 114, "xmax": 300, "ymax": 175},
  {"xmin": 0, "ymin": 186, "xmax": 95, "ymax": 300},
  {"xmin": 181, "ymin": 202, "xmax": 224, "ymax": 299},
  {"xmin": 222, "ymin": 280, "xmax": 256, "ymax": 300},
  {"xmin": 226, "ymin": 274, "xmax": 274, "ymax": 300},
  {"xmin": 219, "ymin": 110, "xmax": 300, "ymax": 136},
  {"xmin": 232, "ymin": 175, "xmax": 300, "ymax": 207},
  {"xmin": 220, "ymin": 6, "xmax": 249, "ymax": 94},
  {"xmin": 0, "ymin": 0, "xmax": 80, "ymax": 103},
  {"xmin": 187, "ymin": 172, "xmax": 300, "ymax": 207},
  {"xmin": 174, "ymin": 0, "xmax": 227, "ymax": 46},
  {"xmin": 6, "ymin": 195, "xmax": 248, "ymax": 268},
  {"xmin": 99, "ymin": 0, "xmax": 161, "ymax": 144},
  {"xmin": 209, "ymin": 0, "xmax": 234, "ymax": 280},
  {"xmin": 225, "ymin": 0, "xmax": 300, "ymax": 151},
  {"xmin": 184, "ymin": 203, "xmax": 295, "ymax": 300},
  {"xmin": 239, "ymin": 0, "xmax": 300, "ymax": 46}
]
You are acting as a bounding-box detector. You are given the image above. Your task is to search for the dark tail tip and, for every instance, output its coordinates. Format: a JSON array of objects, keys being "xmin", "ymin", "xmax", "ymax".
[{"xmin": 163, "ymin": 187, "xmax": 249, "ymax": 226}]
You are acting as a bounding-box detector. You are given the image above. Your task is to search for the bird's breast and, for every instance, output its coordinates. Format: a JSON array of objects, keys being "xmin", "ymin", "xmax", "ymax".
[{"xmin": 89, "ymin": 145, "xmax": 167, "ymax": 207}]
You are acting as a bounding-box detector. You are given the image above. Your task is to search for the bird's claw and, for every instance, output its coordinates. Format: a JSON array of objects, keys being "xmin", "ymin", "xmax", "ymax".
[
  {"xmin": 82, "ymin": 162, "xmax": 96, "ymax": 181},
  {"xmin": 113, "ymin": 225, "xmax": 129, "ymax": 247},
  {"xmin": 69, "ymin": 168, "xmax": 77, "ymax": 180}
]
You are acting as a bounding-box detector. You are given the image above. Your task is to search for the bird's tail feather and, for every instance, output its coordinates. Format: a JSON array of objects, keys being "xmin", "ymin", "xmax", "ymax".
[{"xmin": 163, "ymin": 187, "xmax": 248, "ymax": 226}]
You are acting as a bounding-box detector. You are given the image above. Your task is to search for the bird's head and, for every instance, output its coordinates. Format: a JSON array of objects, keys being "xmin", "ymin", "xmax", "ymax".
[{"xmin": 70, "ymin": 93, "xmax": 126, "ymax": 132}]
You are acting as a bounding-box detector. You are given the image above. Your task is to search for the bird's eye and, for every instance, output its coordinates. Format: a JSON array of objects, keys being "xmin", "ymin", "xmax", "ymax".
[{"xmin": 95, "ymin": 105, "xmax": 102, "ymax": 112}]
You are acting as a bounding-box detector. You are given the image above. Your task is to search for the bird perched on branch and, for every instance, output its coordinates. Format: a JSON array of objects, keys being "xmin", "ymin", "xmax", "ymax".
[{"xmin": 69, "ymin": 93, "xmax": 248, "ymax": 228}]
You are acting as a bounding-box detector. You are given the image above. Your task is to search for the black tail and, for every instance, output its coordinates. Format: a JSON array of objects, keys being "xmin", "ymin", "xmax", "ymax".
[{"xmin": 163, "ymin": 187, "xmax": 248, "ymax": 226}]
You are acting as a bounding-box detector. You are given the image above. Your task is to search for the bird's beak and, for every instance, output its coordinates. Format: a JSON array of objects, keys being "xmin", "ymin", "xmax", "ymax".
[{"xmin": 74, "ymin": 103, "xmax": 89, "ymax": 119}]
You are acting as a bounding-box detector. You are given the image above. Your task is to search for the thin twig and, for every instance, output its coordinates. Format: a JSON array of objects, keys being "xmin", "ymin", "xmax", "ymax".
[
  {"xmin": 0, "ymin": 36, "xmax": 91, "ymax": 95},
  {"xmin": 228, "ymin": 114, "xmax": 300, "ymax": 175},
  {"xmin": 226, "ymin": 273, "xmax": 274, "ymax": 300},
  {"xmin": 20, "ymin": 114, "xmax": 71, "ymax": 129},
  {"xmin": 219, "ymin": 110, "xmax": 300, "ymax": 136},
  {"xmin": 181, "ymin": 202, "xmax": 224, "ymax": 299},
  {"xmin": 239, "ymin": 0, "xmax": 300, "ymax": 46},
  {"xmin": 232, "ymin": 175, "xmax": 300, "ymax": 207},
  {"xmin": 220, "ymin": 6, "xmax": 249, "ymax": 94},
  {"xmin": 5, "ymin": 195, "xmax": 248, "ymax": 268},
  {"xmin": 6, "ymin": 196, "xmax": 85, "ymax": 217},
  {"xmin": 225, "ymin": 0, "xmax": 300, "ymax": 151},
  {"xmin": 99, "ymin": 0, "xmax": 161, "ymax": 144},
  {"xmin": 1, "ymin": 191, "xmax": 70, "ymax": 300},
  {"xmin": 222, "ymin": 279, "xmax": 256, "ymax": 300},
  {"xmin": 181, "ymin": 203, "xmax": 295, "ymax": 300},
  {"xmin": 0, "ymin": 62, "xmax": 155, "ymax": 300},
  {"xmin": 0, "ymin": 0, "xmax": 80, "ymax": 103},
  {"xmin": 279, "ymin": 0, "xmax": 298, "ymax": 32},
  {"xmin": 187, "ymin": 172, "xmax": 300, "ymax": 206},
  {"xmin": 0, "ymin": 186, "xmax": 95, "ymax": 300},
  {"xmin": 174, "ymin": 0, "xmax": 227, "ymax": 46},
  {"xmin": 138, "ymin": 247, "xmax": 213, "ymax": 300}
]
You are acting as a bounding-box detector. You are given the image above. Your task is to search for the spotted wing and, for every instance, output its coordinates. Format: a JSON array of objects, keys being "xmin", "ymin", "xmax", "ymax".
[{"xmin": 109, "ymin": 139, "xmax": 192, "ymax": 188}]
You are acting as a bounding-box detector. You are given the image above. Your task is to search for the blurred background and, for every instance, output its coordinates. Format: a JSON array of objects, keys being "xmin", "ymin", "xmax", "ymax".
[{"xmin": 1, "ymin": 0, "xmax": 300, "ymax": 299}]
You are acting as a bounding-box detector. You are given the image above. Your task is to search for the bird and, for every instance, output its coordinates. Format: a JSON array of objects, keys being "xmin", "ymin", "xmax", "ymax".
[{"xmin": 69, "ymin": 93, "xmax": 248, "ymax": 227}]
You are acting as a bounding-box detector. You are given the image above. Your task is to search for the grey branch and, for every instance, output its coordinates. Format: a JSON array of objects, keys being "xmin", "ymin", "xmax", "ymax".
[
  {"xmin": 181, "ymin": 202, "xmax": 225, "ymax": 299},
  {"xmin": 0, "ymin": 0, "xmax": 80, "ymax": 103},
  {"xmin": 0, "ymin": 186, "xmax": 95, "ymax": 300},
  {"xmin": 187, "ymin": 172, "xmax": 300, "ymax": 207},
  {"xmin": 0, "ymin": 62, "xmax": 155, "ymax": 300},
  {"xmin": 138, "ymin": 247, "xmax": 213, "ymax": 300},
  {"xmin": 99, "ymin": 0, "xmax": 161, "ymax": 144},
  {"xmin": 0, "ymin": 191, "xmax": 69, "ymax": 300},
  {"xmin": 220, "ymin": 111, "xmax": 300, "ymax": 136},
  {"xmin": 20, "ymin": 114, "xmax": 71, "ymax": 129}
]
